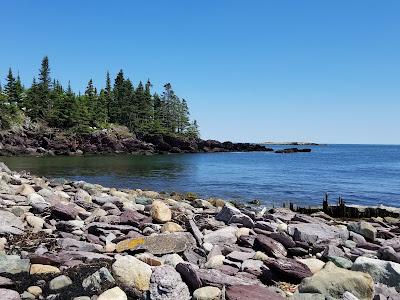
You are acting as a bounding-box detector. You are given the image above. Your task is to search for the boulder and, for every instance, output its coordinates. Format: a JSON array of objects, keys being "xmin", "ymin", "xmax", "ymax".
[
  {"xmin": 112, "ymin": 255, "xmax": 152, "ymax": 291},
  {"xmin": 97, "ymin": 287, "xmax": 127, "ymax": 300},
  {"xmin": 216, "ymin": 204, "xmax": 254, "ymax": 228},
  {"xmin": 197, "ymin": 268, "xmax": 261, "ymax": 288},
  {"xmin": 298, "ymin": 262, "xmax": 374, "ymax": 300},
  {"xmin": 352, "ymin": 256, "xmax": 400, "ymax": 288},
  {"xmin": 203, "ymin": 226, "xmax": 238, "ymax": 244},
  {"xmin": 0, "ymin": 288, "xmax": 21, "ymax": 300},
  {"xmin": 161, "ymin": 222, "xmax": 184, "ymax": 233},
  {"xmin": 193, "ymin": 286, "xmax": 221, "ymax": 300},
  {"xmin": 0, "ymin": 255, "xmax": 30, "ymax": 275},
  {"xmin": 115, "ymin": 232, "xmax": 195, "ymax": 254},
  {"xmin": 0, "ymin": 210, "xmax": 24, "ymax": 235},
  {"xmin": 27, "ymin": 193, "xmax": 49, "ymax": 212},
  {"xmin": 151, "ymin": 200, "xmax": 172, "ymax": 223},
  {"xmin": 254, "ymin": 235, "xmax": 287, "ymax": 258},
  {"xmin": 377, "ymin": 246, "xmax": 400, "ymax": 264},
  {"xmin": 348, "ymin": 221, "xmax": 377, "ymax": 241},
  {"xmin": 296, "ymin": 258, "xmax": 325, "ymax": 274},
  {"xmin": 82, "ymin": 267, "xmax": 115, "ymax": 294},
  {"xmin": 226, "ymin": 284, "xmax": 284, "ymax": 300},
  {"xmin": 288, "ymin": 223, "xmax": 348, "ymax": 244},
  {"xmin": 264, "ymin": 258, "xmax": 313, "ymax": 283},
  {"xmin": 149, "ymin": 265, "xmax": 190, "ymax": 300},
  {"xmin": 49, "ymin": 275, "xmax": 73, "ymax": 290},
  {"xmin": 176, "ymin": 262, "xmax": 202, "ymax": 290},
  {"xmin": 30, "ymin": 264, "xmax": 60, "ymax": 275}
]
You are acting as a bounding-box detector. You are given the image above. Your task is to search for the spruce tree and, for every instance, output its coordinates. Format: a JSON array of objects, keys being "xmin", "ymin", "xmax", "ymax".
[{"xmin": 4, "ymin": 68, "xmax": 17, "ymax": 103}]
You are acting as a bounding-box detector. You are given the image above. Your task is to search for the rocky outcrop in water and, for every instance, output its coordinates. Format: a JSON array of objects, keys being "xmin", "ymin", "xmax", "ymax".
[
  {"xmin": 0, "ymin": 162, "xmax": 399, "ymax": 299},
  {"xmin": 0, "ymin": 122, "xmax": 272, "ymax": 156}
]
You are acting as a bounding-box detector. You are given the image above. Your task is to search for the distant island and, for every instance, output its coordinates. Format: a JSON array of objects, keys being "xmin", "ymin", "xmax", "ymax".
[{"xmin": 263, "ymin": 141, "xmax": 320, "ymax": 146}]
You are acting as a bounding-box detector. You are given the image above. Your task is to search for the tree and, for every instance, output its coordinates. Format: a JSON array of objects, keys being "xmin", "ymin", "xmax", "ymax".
[{"xmin": 4, "ymin": 68, "xmax": 17, "ymax": 103}]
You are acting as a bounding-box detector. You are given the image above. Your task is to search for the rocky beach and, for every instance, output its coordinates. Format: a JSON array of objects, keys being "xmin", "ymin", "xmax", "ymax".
[{"xmin": 0, "ymin": 162, "xmax": 399, "ymax": 300}]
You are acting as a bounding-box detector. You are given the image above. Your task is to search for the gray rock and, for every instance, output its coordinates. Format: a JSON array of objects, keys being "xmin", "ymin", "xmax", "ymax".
[
  {"xmin": 291, "ymin": 293, "xmax": 325, "ymax": 300},
  {"xmin": 82, "ymin": 267, "xmax": 115, "ymax": 293},
  {"xmin": 193, "ymin": 286, "xmax": 221, "ymax": 300},
  {"xmin": 49, "ymin": 275, "xmax": 73, "ymax": 290},
  {"xmin": 378, "ymin": 246, "xmax": 400, "ymax": 264},
  {"xmin": 215, "ymin": 204, "xmax": 242, "ymax": 223},
  {"xmin": 328, "ymin": 256, "xmax": 353, "ymax": 269},
  {"xmin": 348, "ymin": 221, "xmax": 377, "ymax": 241},
  {"xmin": 176, "ymin": 262, "xmax": 202, "ymax": 290},
  {"xmin": 240, "ymin": 259, "xmax": 264, "ymax": 276},
  {"xmin": 97, "ymin": 286, "xmax": 127, "ymax": 300},
  {"xmin": 0, "ymin": 288, "xmax": 21, "ymax": 300},
  {"xmin": 57, "ymin": 238, "xmax": 103, "ymax": 253},
  {"xmin": 254, "ymin": 235, "xmax": 287, "ymax": 258},
  {"xmin": 289, "ymin": 223, "xmax": 348, "ymax": 244},
  {"xmin": 226, "ymin": 251, "xmax": 255, "ymax": 263},
  {"xmin": 352, "ymin": 256, "xmax": 400, "ymax": 288},
  {"xmin": 225, "ymin": 284, "xmax": 284, "ymax": 300},
  {"xmin": 0, "ymin": 210, "xmax": 24, "ymax": 235},
  {"xmin": 322, "ymin": 245, "xmax": 345, "ymax": 259},
  {"xmin": 299, "ymin": 262, "xmax": 374, "ymax": 300},
  {"xmin": 27, "ymin": 193, "xmax": 50, "ymax": 212},
  {"xmin": 0, "ymin": 163, "xmax": 11, "ymax": 174},
  {"xmin": 149, "ymin": 265, "xmax": 190, "ymax": 300},
  {"xmin": 342, "ymin": 291, "xmax": 360, "ymax": 300},
  {"xmin": 373, "ymin": 283, "xmax": 400, "ymax": 300},
  {"xmin": 0, "ymin": 255, "xmax": 30, "ymax": 275},
  {"xmin": 203, "ymin": 226, "xmax": 238, "ymax": 244},
  {"xmin": 197, "ymin": 268, "xmax": 261, "ymax": 288}
]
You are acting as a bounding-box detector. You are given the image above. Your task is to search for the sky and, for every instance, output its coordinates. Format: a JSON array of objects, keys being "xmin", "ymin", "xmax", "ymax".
[{"xmin": 1, "ymin": 1, "xmax": 399, "ymax": 144}]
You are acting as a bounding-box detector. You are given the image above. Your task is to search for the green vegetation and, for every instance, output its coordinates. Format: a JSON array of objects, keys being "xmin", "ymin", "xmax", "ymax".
[{"xmin": 0, "ymin": 57, "xmax": 200, "ymax": 139}]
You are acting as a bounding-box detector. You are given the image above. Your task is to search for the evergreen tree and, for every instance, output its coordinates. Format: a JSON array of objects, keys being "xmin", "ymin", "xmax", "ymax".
[{"xmin": 4, "ymin": 68, "xmax": 17, "ymax": 103}]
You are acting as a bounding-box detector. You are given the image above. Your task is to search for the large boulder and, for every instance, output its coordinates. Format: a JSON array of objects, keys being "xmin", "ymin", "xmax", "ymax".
[
  {"xmin": 151, "ymin": 200, "xmax": 172, "ymax": 223},
  {"xmin": 254, "ymin": 235, "xmax": 287, "ymax": 258},
  {"xmin": 348, "ymin": 221, "xmax": 377, "ymax": 241},
  {"xmin": 352, "ymin": 256, "xmax": 400, "ymax": 288},
  {"xmin": 288, "ymin": 223, "xmax": 348, "ymax": 244},
  {"xmin": 264, "ymin": 258, "xmax": 313, "ymax": 283},
  {"xmin": 112, "ymin": 255, "xmax": 152, "ymax": 291},
  {"xmin": 115, "ymin": 232, "xmax": 195, "ymax": 254},
  {"xmin": 298, "ymin": 262, "xmax": 374, "ymax": 300},
  {"xmin": 149, "ymin": 265, "xmax": 190, "ymax": 300}
]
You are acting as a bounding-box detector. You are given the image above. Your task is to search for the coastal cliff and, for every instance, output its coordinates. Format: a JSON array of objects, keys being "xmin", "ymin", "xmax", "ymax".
[
  {"xmin": 0, "ymin": 162, "xmax": 399, "ymax": 299},
  {"xmin": 0, "ymin": 121, "xmax": 270, "ymax": 156}
]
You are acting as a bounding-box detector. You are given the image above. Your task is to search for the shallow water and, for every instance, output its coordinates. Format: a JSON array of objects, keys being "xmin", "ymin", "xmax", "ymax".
[{"xmin": 2, "ymin": 144, "xmax": 400, "ymax": 207}]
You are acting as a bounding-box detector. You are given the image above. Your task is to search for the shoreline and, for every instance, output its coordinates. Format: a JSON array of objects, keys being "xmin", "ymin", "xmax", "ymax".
[{"xmin": 0, "ymin": 162, "xmax": 399, "ymax": 299}]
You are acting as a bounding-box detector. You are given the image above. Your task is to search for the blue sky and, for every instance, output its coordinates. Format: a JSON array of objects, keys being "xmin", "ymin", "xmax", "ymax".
[{"xmin": 1, "ymin": 1, "xmax": 399, "ymax": 144}]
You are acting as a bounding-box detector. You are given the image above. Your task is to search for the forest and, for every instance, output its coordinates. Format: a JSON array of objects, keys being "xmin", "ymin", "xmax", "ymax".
[{"xmin": 0, "ymin": 57, "xmax": 199, "ymax": 139}]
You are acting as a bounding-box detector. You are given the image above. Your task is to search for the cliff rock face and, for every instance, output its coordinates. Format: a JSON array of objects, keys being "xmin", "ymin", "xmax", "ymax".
[{"xmin": 0, "ymin": 121, "xmax": 271, "ymax": 156}]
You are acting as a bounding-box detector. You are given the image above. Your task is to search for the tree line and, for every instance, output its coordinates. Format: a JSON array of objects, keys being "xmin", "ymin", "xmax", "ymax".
[{"xmin": 0, "ymin": 57, "xmax": 199, "ymax": 138}]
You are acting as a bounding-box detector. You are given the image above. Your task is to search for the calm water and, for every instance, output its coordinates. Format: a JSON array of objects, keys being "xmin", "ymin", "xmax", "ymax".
[{"xmin": 1, "ymin": 144, "xmax": 400, "ymax": 207}]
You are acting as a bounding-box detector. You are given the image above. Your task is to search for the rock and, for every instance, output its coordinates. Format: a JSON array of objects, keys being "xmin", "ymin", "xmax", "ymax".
[
  {"xmin": 0, "ymin": 210, "xmax": 24, "ymax": 235},
  {"xmin": 176, "ymin": 262, "xmax": 202, "ymax": 290},
  {"xmin": 226, "ymin": 284, "xmax": 284, "ymax": 300},
  {"xmin": 254, "ymin": 235, "xmax": 287, "ymax": 258},
  {"xmin": 322, "ymin": 245, "xmax": 345, "ymax": 259},
  {"xmin": 0, "ymin": 163, "xmax": 11, "ymax": 173},
  {"xmin": 296, "ymin": 258, "xmax": 325, "ymax": 274},
  {"xmin": 26, "ymin": 216, "xmax": 44, "ymax": 230},
  {"xmin": 0, "ymin": 255, "xmax": 30, "ymax": 275},
  {"xmin": 161, "ymin": 222, "xmax": 184, "ymax": 233},
  {"xmin": 51, "ymin": 202, "xmax": 80, "ymax": 220},
  {"xmin": 226, "ymin": 251, "xmax": 255, "ymax": 263},
  {"xmin": 49, "ymin": 275, "xmax": 73, "ymax": 290},
  {"xmin": 75, "ymin": 189, "xmax": 92, "ymax": 203},
  {"xmin": 149, "ymin": 265, "xmax": 190, "ymax": 300},
  {"xmin": 205, "ymin": 255, "xmax": 225, "ymax": 269},
  {"xmin": 27, "ymin": 193, "xmax": 49, "ymax": 212},
  {"xmin": 240, "ymin": 259, "xmax": 264, "ymax": 276},
  {"xmin": 97, "ymin": 287, "xmax": 127, "ymax": 300},
  {"xmin": 291, "ymin": 292, "xmax": 325, "ymax": 299},
  {"xmin": 0, "ymin": 276, "xmax": 14, "ymax": 287},
  {"xmin": 269, "ymin": 232, "xmax": 296, "ymax": 248},
  {"xmin": 352, "ymin": 256, "xmax": 400, "ymax": 288},
  {"xmin": 151, "ymin": 200, "xmax": 172, "ymax": 223},
  {"xmin": 342, "ymin": 291, "xmax": 360, "ymax": 300},
  {"xmin": 328, "ymin": 256, "xmax": 353, "ymax": 269},
  {"xmin": 193, "ymin": 286, "xmax": 222, "ymax": 300},
  {"xmin": 116, "ymin": 232, "xmax": 195, "ymax": 254},
  {"xmin": 203, "ymin": 226, "xmax": 238, "ymax": 244},
  {"xmin": 299, "ymin": 262, "xmax": 374, "ymax": 300},
  {"xmin": 17, "ymin": 184, "xmax": 35, "ymax": 196},
  {"xmin": 264, "ymin": 257, "xmax": 313, "ymax": 283},
  {"xmin": 348, "ymin": 221, "xmax": 377, "ymax": 241},
  {"xmin": 112, "ymin": 254, "xmax": 152, "ymax": 291},
  {"xmin": 161, "ymin": 253, "xmax": 184, "ymax": 267},
  {"xmin": 30, "ymin": 264, "xmax": 60, "ymax": 274},
  {"xmin": 235, "ymin": 227, "xmax": 250, "ymax": 238},
  {"xmin": 373, "ymin": 283, "xmax": 400, "ymax": 300},
  {"xmin": 27, "ymin": 286, "xmax": 42, "ymax": 297},
  {"xmin": 188, "ymin": 219, "xmax": 203, "ymax": 246},
  {"xmin": 378, "ymin": 246, "xmax": 400, "ymax": 263},
  {"xmin": 82, "ymin": 267, "xmax": 115, "ymax": 293},
  {"xmin": 288, "ymin": 223, "xmax": 348, "ymax": 244},
  {"xmin": 216, "ymin": 204, "xmax": 254, "ymax": 228},
  {"xmin": 197, "ymin": 268, "xmax": 260, "ymax": 288},
  {"xmin": 0, "ymin": 288, "xmax": 21, "ymax": 300}
]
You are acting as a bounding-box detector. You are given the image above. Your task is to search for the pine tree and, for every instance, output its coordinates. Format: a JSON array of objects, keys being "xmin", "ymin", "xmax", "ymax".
[{"xmin": 4, "ymin": 68, "xmax": 17, "ymax": 103}]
